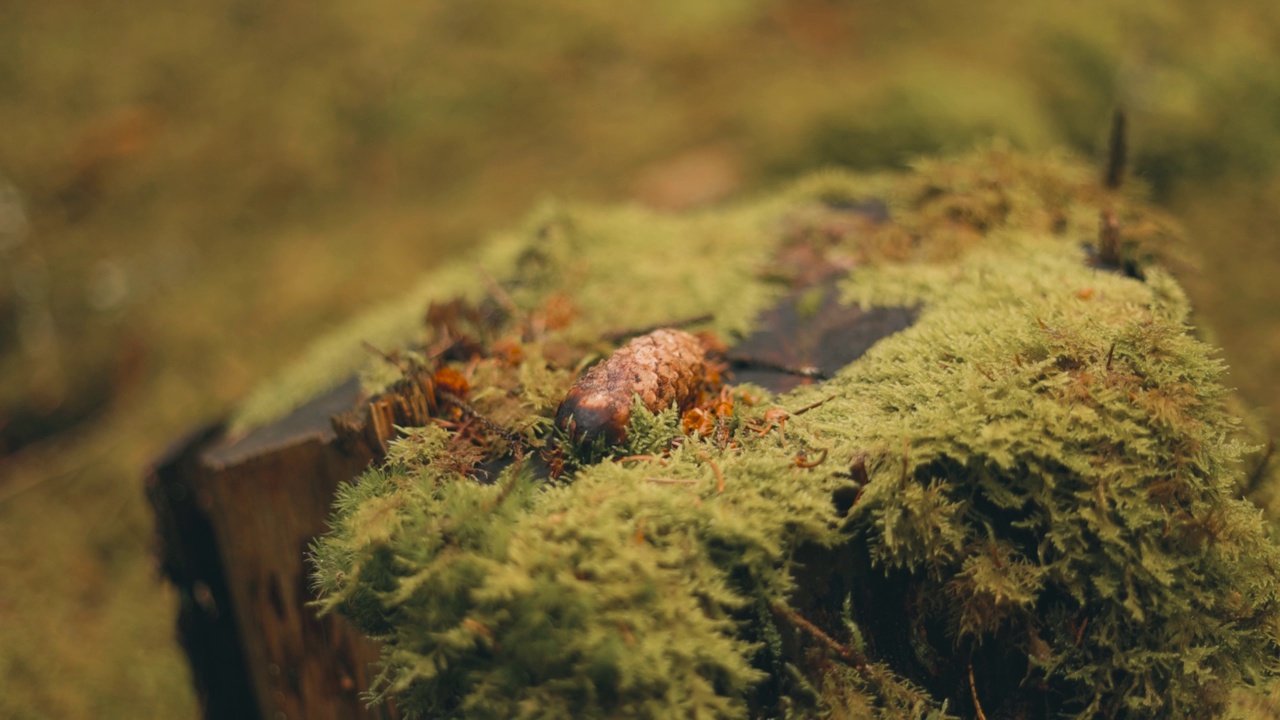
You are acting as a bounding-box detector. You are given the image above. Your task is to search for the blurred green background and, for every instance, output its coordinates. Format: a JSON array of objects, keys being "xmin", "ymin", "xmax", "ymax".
[{"xmin": 2, "ymin": 1, "xmax": 1280, "ymax": 716}]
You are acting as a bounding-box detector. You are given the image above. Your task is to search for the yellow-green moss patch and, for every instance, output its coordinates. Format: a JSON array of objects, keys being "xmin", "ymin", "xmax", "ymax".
[{"xmin": 309, "ymin": 149, "xmax": 1280, "ymax": 718}]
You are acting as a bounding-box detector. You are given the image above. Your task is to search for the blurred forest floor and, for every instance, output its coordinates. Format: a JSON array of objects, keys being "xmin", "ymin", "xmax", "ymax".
[{"xmin": 3, "ymin": 1, "xmax": 1280, "ymax": 717}]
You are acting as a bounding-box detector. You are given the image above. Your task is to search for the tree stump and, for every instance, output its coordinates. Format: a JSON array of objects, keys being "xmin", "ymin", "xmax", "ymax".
[
  {"xmin": 147, "ymin": 378, "xmax": 398, "ymax": 720},
  {"xmin": 148, "ymin": 147, "xmax": 1280, "ymax": 718}
]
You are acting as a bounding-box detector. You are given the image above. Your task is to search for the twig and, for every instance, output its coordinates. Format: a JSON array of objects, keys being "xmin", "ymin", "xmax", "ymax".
[
  {"xmin": 362, "ymin": 340, "xmax": 409, "ymax": 372},
  {"xmin": 769, "ymin": 600, "xmax": 869, "ymax": 673},
  {"xmin": 969, "ymin": 663, "xmax": 989, "ymax": 720},
  {"xmin": 463, "ymin": 617, "xmax": 495, "ymax": 643},
  {"xmin": 791, "ymin": 394, "xmax": 836, "ymax": 417},
  {"xmin": 795, "ymin": 448, "xmax": 828, "ymax": 469},
  {"xmin": 1074, "ymin": 616, "xmax": 1089, "ymax": 647},
  {"xmin": 726, "ymin": 356, "xmax": 826, "ymax": 379},
  {"xmin": 438, "ymin": 390, "xmax": 524, "ymax": 450},
  {"xmin": 1035, "ymin": 317, "xmax": 1059, "ymax": 338}
]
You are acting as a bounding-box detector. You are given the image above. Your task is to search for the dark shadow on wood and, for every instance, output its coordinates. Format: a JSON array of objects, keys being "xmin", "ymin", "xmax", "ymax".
[{"xmin": 148, "ymin": 378, "xmax": 400, "ymax": 720}]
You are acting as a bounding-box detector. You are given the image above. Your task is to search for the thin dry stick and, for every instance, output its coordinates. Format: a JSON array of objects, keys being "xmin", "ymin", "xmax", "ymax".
[
  {"xmin": 362, "ymin": 340, "xmax": 409, "ymax": 372},
  {"xmin": 770, "ymin": 601, "xmax": 870, "ymax": 673},
  {"xmin": 463, "ymin": 617, "xmax": 495, "ymax": 643},
  {"xmin": 791, "ymin": 394, "xmax": 836, "ymax": 417},
  {"xmin": 969, "ymin": 663, "xmax": 988, "ymax": 720},
  {"xmin": 726, "ymin": 355, "xmax": 826, "ymax": 379},
  {"xmin": 795, "ymin": 448, "xmax": 829, "ymax": 469},
  {"xmin": 1074, "ymin": 617, "xmax": 1089, "ymax": 647},
  {"xmin": 438, "ymin": 390, "xmax": 524, "ymax": 450}
]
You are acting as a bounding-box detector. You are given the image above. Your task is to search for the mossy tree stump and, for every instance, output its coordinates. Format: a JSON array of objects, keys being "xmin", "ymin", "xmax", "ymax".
[{"xmin": 151, "ymin": 148, "xmax": 1280, "ymax": 719}]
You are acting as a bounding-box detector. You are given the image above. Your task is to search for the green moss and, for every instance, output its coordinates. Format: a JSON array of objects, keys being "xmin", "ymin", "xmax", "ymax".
[
  {"xmin": 309, "ymin": 148, "xmax": 1280, "ymax": 718},
  {"xmin": 809, "ymin": 266, "xmax": 1278, "ymax": 715},
  {"xmin": 229, "ymin": 196, "xmax": 791, "ymax": 433},
  {"xmin": 237, "ymin": 146, "xmax": 1180, "ymax": 435}
]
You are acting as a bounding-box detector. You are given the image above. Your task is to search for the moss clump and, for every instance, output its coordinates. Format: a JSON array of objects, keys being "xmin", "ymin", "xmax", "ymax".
[
  {"xmin": 309, "ymin": 148, "xmax": 1280, "ymax": 718},
  {"xmin": 317, "ymin": 428, "xmax": 836, "ymax": 718},
  {"xmin": 812, "ymin": 256, "xmax": 1280, "ymax": 716}
]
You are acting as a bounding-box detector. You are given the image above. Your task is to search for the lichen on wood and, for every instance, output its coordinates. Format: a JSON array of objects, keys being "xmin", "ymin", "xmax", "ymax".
[{"xmin": 304, "ymin": 147, "xmax": 1280, "ymax": 718}]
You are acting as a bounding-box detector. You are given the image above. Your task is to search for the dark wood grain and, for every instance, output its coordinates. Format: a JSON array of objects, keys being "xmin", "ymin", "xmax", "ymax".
[{"xmin": 148, "ymin": 378, "xmax": 399, "ymax": 720}]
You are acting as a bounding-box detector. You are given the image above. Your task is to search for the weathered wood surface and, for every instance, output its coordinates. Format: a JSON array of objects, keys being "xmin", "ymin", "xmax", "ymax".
[{"xmin": 147, "ymin": 378, "xmax": 398, "ymax": 720}]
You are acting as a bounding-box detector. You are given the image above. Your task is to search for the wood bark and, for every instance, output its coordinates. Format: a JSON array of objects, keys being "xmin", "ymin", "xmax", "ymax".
[{"xmin": 147, "ymin": 378, "xmax": 398, "ymax": 720}]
